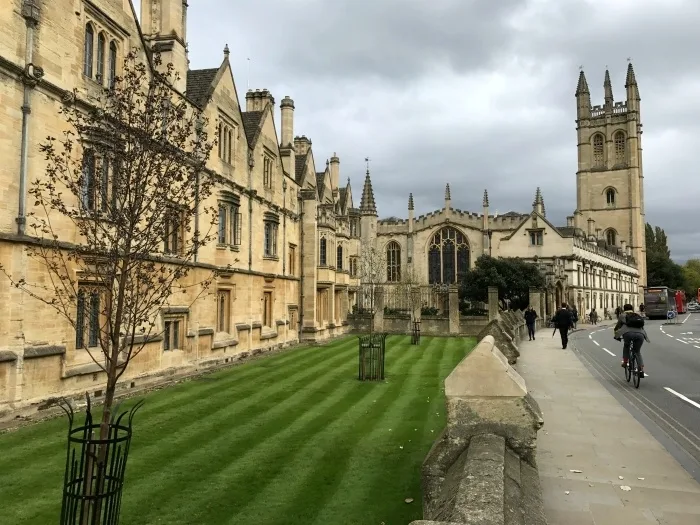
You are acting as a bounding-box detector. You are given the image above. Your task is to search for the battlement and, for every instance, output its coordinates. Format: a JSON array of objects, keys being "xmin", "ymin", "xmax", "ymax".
[
  {"xmin": 590, "ymin": 101, "xmax": 627, "ymax": 118},
  {"xmin": 376, "ymin": 206, "xmax": 528, "ymax": 235}
]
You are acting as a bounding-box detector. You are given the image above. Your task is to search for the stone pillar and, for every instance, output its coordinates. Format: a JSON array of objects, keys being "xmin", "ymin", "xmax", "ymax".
[
  {"xmin": 328, "ymin": 283, "xmax": 336, "ymax": 327},
  {"xmin": 373, "ymin": 287, "xmax": 384, "ymax": 332},
  {"xmin": 448, "ymin": 285, "xmax": 460, "ymax": 334},
  {"xmin": 300, "ymin": 191, "xmax": 318, "ymax": 333},
  {"xmin": 488, "ymin": 286, "xmax": 499, "ymax": 321},
  {"xmin": 529, "ymin": 288, "xmax": 541, "ymax": 327},
  {"xmin": 341, "ymin": 288, "xmax": 349, "ymax": 326}
]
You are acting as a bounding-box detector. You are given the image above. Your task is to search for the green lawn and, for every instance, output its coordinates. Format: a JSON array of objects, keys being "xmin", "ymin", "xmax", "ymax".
[{"xmin": 0, "ymin": 335, "xmax": 474, "ymax": 525}]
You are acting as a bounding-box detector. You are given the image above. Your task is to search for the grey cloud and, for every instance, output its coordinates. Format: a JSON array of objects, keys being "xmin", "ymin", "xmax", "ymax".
[{"xmin": 176, "ymin": 0, "xmax": 700, "ymax": 261}]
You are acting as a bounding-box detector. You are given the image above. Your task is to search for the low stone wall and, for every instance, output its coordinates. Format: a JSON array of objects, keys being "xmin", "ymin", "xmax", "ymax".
[{"xmin": 411, "ymin": 335, "xmax": 547, "ymax": 525}]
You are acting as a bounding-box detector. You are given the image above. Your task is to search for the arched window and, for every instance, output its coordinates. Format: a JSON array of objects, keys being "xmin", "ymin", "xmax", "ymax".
[
  {"xmin": 386, "ymin": 241, "xmax": 401, "ymax": 282},
  {"xmin": 336, "ymin": 244, "xmax": 343, "ymax": 270},
  {"xmin": 96, "ymin": 33, "xmax": 106, "ymax": 82},
  {"xmin": 592, "ymin": 134, "xmax": 604, "ymax": 168},
  {"xmin": 319, "ymin": 237, "xmax": 327, "ymax": 266},
  {"xmin": 428, "ymin": 227, "xmax": 470, "ymax": 284},
  {"xmin": 84, "ymin": 24, "xmax": 95, "ymax": 78},
  {"xmin": 108, "ymin": 41, "xmax": 118, "ymax": 88},
  {"xmin": 614, "ymin": 131, "xmax": 626, "ymax": 164},
  {"xmin": 605, "ymin": 229, "xmax": 617, "ymax": 246},
  {"xmin": 606, "ymin": 188, "xmax": 616, "ymax": 207}
]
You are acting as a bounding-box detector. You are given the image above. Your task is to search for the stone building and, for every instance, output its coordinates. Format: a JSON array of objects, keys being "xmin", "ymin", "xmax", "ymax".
[
  {"xmin": 361, "ymin": 66, "xmax": 645, "ymax": 318},
  {"xmin": 0, "ymin": 0, "xmax": 360, "ymax": 412}
]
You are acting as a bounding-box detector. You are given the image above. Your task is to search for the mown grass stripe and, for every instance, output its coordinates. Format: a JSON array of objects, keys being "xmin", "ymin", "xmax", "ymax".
[
  {"xmin": 139, "ymin": 337, "xmax": 422, "ymax": 524},
  {"xmin": 0, "ymin": 338, "xmax": 356, "ymax": 473},
  {"xmin": 0, "ymin": 336, "xmax": 475, "ymax": 525},
  {"xmin": 227, "ymin": 336, "xmax": 434, "ymax": 524}
]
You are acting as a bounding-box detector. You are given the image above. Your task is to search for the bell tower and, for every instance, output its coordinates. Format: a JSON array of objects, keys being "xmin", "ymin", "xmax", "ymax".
[{"xmin": 575, "ymin": 63, "xmax": 646, "ymax": 298}]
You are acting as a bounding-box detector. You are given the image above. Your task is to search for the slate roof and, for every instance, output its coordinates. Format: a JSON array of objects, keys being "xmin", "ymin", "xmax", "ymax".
[
  {"xmin": 338, "ymin": 188, "xmax": 347, "ymax": 211},
  {"xmin": 295, "ymin": 153, "xmax": 307, "ymax": 185},
  {"xmin": 556, "ymin": 227, "xmax": 577, "ymax": 237},
  {"xmin": 185, "ymin": 68, "xmax": 219, "ymax": 107},
  {"xmin": 316, "ymin": 172, "xmax": 326, "ymax": 198},
  {"xmin": 241, "ymin": 111, "xmax": 264, "ymax": 149}
]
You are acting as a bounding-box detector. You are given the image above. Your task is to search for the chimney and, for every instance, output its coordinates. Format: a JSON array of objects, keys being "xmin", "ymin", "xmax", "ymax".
[
  {"xmin": 294, "ymin": 135, "xmax": 312, "ymax": 156},
  {"xmin": 566, "ymin": 216, "xmax": 574, "ymax": 227},
  {"xmin": 627, "ymin": 245, "xmax": 632, "ymax": 257},
  {"xmin": 280, "ymin": 96, "xmax": 294, "ymax": 147},
  {"xmin": 330, "ymin": 153, "xmax": 340, "ymax": 191},
  {"xmin": 245, "ymin": 89, "xmax": 275, "ymax": 112}
]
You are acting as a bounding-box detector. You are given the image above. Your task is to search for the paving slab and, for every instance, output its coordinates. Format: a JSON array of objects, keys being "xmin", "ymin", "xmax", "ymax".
[{"xmin": 516, "ymin": 329, "xmax": 700, "ymax": 524}]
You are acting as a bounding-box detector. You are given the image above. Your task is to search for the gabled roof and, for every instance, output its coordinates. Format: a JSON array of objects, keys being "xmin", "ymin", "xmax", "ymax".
[
  {"xmin": 338, "ymin": 188, "xmax": 347, "ymax": 210},
  {"xmin": 185, "ymin": 68, "xmax": 219, "ymax": 107},
  {"xmin": 241, "ymin": 111, "xmax": 265, "ymax": 149},
  {"xmin": 316, "ymin": 172, "xmax": 326, "ymax": 199},
  {"xmin": 502, "ymin": 210, "xmax": 565, "ymax": 241}
]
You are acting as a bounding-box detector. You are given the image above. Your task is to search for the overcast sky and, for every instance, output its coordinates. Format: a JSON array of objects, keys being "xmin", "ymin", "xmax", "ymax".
[{"xmin": 136, "ymin": 0, "xmax": 700, "ymax": 262}]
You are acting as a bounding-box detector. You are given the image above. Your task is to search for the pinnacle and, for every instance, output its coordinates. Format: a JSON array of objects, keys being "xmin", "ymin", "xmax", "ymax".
[
  {"xmin": 533, "ymin": 187, "xmax": 543, "ymax": 207},
  {"xmin": 408, "ymin": 193, "xmax": 414, "ymax": 211},
  {"xmin": 359, "ymin": 169, "xmax": 377, "ymax": 216},
  {"xmin": 482, "ymin": 189, "xmax": 489, "ymax": 207},
  {"xmin": 625, "ymin": 61, "xmax": 637, "ymax": 87},
  {"xmin": 575, "ymin": 70, "xmax": 589, "ymax": 96},
  {"xmin": 445, "ymin": 183, "xmax": 451, "ymax": 200},
  {"xmin": 604, "ymin": 69, "xmax": 613, "ymax": 103}
]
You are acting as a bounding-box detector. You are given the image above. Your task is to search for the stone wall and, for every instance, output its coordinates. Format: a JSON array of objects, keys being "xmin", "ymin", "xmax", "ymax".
[{"xmin": 411, "ymin": 335, "xmax": 547, "ymax": 525}]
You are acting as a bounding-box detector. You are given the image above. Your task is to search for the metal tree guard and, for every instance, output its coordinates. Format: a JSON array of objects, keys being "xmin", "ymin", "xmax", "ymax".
[
  {"xmin": 358, "ymin": 333, "xmax": 387, "ymax": 381},
  {"xmin": 59, "ymin": 395, "xmax": 144, "ymax": 525}
]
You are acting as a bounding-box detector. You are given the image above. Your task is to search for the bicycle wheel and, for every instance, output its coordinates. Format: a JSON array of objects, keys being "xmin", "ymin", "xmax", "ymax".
[
  {"xmin": 625, "ymin": 354, "xmax": 632, "ymax": 382},
  {"xmin": 633, "ymin": 353, "xmax": 641, "ymax": 389}
]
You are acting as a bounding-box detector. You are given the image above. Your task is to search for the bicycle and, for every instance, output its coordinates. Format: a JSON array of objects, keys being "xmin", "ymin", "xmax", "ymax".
[{"xmin": 624, "ymin": 347, "xmax": 642, "ymax": 388}]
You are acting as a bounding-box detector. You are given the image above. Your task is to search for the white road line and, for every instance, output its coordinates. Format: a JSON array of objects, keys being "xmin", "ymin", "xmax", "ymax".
[
  {"xmin": 588, "ymin": 334, "xmax": 593, "ymax": 339},
  {"xmin": 678, "ymin": 340, "xmax": 690, "ymax": 345},
  {"xmin": 666, "ymin": 334, "xmax": 674, "ymax": 338},
  {"xmin": 695, "ymin": 345, "xmax": 700, "ymax": 349},
  {"xmin": 664, "ymin": 387, "xmax": 700, "ymax": 411},
  {"xmin": 602, "ymin": 347, "xmax": 616, "ymax": 357},
  {"xmin": 593, "ymin": 340, "xmax": 600, "ymax": 346},
  {"xmin": 682, "ymin": 313, "xmax": 692, "ymax": 324}
]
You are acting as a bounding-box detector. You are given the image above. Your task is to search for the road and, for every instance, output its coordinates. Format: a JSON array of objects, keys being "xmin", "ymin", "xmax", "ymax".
[{"xmin": 571, "ymin": 313, "xmax": 700, "ymax": 483}]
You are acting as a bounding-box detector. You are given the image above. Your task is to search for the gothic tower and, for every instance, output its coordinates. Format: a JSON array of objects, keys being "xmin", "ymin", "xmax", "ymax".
[
  {"xmin": 140, "ymin": 0, "xmax": 189, "ymax": 92},
  {"xmin": 575, "ymin": 63, "xmax": 646, "ymax": 298}
]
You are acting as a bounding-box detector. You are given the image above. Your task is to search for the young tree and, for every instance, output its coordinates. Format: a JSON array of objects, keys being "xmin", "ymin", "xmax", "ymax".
[
  {"xmin": 0, "ymin": 50, "xmax": 220, "ymax": 502},
  {"xmin": 645, "ymin": 223, "xmax": 685, "ymax": 289},
  {"xmin": 357, "ymin": 245, "xmax": 386, "ymax": 335}
]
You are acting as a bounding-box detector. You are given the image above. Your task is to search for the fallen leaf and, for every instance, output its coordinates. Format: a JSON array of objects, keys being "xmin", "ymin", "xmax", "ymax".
[
  {"xmin": 564, "ymin": 491, "xmax": 570, "ymax": 495},
  {"xmin": 570, "ymin": 469, "xmax": 583, "ymax": 473},
  {"xmin": 566, "ymin": 454, "xmax": 573, "ymax": 457},
  {"xmin": 618, "ymin": 476, "xmax": 624, "ymax": 480},
  {"xmin": 399, "ymin": 446, "xmax": 403, "ymax": 449},
  {"xmin": 620, "ymin": 486, "xmax": 631, "ymax": 491},
  {"xmin": 637, "ymin": 477, "xmax": 645, "ymax": 481},
  {"xmin": 404, "ymin": 498, "xmax": 414, "ymax": 504}
]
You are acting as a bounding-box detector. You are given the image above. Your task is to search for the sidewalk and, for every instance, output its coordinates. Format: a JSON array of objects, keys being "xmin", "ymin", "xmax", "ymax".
[{"xmin": 516, "ymin": 328, "xmax": 700, "ymax": 525}]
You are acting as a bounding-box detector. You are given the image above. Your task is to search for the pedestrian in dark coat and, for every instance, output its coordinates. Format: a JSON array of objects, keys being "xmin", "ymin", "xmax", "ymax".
[
  {"xmin": 524, "ymin": 306, "xmax": 538, "ymax": 340},
  {"xmin": 552, "ymin": 303, "xmax": 574, "ymax": 349}
]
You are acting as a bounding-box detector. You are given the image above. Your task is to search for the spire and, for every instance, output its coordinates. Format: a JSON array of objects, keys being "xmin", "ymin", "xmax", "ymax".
[
  {"xmin": 408, "ymin": 193, "xmax": 414, "ymax": 211},
  {"xmin": 604, "ymin": 68, "xmax": 613, "ymax": 107},
  {"xmin": 533, "ymin": 187, "xmax": 544, "ymax": 215},
  {"xmin": 482, "ymin": 189, "xmax": 489, "ymax": 207},
  {"xmin": 625, "ymin": 61, "xmax": 637, "ymax": 87},
  {"xmin": 359, "ymin": 167, "xmax": 377, "ymax": 216},
  {"xmin": 223, "ymin": 44, "xmax": 230, "ymax": 58},
  {"xmin": 445, "ymin": 183, "xmax": 451, "ymax": 201},
  {"xmin": 575, "ymin": 69, "xmax": 589, "ymax": 96}
]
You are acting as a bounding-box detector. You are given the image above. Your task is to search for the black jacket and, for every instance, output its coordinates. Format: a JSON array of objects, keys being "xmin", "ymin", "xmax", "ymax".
[
  {"xmin": 524, "ymin": 310, "xmax": 538, "ymax": 324},
  {"xmin": 552, "ymin": 308, "xmax": 573, "ymax": 330}
]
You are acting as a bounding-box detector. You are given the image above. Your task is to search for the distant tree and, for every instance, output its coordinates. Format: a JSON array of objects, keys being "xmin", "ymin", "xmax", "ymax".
[
  {"xmin": 681, "ymin": 259, "xmax": 700, "ymax": 298},
  {"xmin": 460, "ymin": 255, "xmax": 545, "ymax": 311},
  {"xmin": 645, "ymin": 223, "xmax": 685, "ymax": 289}
]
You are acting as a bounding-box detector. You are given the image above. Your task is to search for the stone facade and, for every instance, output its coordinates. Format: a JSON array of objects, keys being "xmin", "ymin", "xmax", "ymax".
[
  {"xmin": 0, "ymin": 0, "xmax": 360, "ymax": 412},
  {"xmin": 361, "ymin": 66, "xmax": 645, "ymax": 319}
]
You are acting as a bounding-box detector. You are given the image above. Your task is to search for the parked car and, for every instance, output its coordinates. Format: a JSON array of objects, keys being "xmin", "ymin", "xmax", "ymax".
[{"xmin": 688, "ymin": 303, "xmax": 700, "ymax": 312}]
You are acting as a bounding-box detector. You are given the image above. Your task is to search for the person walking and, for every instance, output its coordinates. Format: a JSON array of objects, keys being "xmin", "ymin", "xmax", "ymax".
[
  {"xmin": 590, "ymin": 307, "xmax": 598, "ymax": 325},
  {"xmin": 552, "ymin": 303, "xmax": 574, "ymax": 349},
  {"xmin": 571, "ymin": 306, "xmax": 579, "ymax": 330},
  {"xmin": 524, "ymin": 306, "xmax": 538, "ymax": 340}
]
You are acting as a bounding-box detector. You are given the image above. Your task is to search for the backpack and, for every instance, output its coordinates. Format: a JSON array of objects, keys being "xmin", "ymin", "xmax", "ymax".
[{"xmin": 625, "ymin": 312, "xmax": 645, "ymax": 329}]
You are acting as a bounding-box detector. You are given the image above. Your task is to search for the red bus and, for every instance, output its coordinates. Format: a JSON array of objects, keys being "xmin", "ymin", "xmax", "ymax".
[{"xmin": 675, "ymin": 290, "xmax": 687, "ymax": 314}]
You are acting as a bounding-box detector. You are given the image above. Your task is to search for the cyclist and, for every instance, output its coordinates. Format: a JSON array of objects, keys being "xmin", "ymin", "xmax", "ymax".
[{"xmin": 614, "ymin": 303, "xmax": 650, "ymax": 377}]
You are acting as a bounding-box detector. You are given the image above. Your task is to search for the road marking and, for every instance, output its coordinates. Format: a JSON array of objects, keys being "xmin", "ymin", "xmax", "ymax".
[
  {"xmin": 588, "ymin": 334, "xmax": 593, "ymax": 339},
  {"xmin": 678, "ymin": 340, "xmax": 690, "ymax": 345},
  {"xmin": 602, "ymin": 347, "xmax": 616, "ymax": 356},
  {"xmin": 666, "ymin": 334, "xmax": 674, "ymax": 338},
  {"xmin": 682, "ymin": 313, "xmax": 691, "ymax": 324},
  {"xmin": 664, "ymin": 387, "xmax": 700, "ymax": 411},
  {"xmin": 694, "ymin": 345, "xmax": 700, "ymax": 349},
  {"xmin": 593, "ymin": 340, "xmax": 600, "ymax": 346}
]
